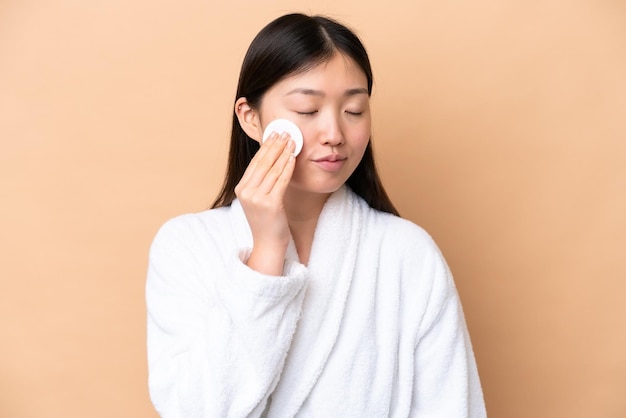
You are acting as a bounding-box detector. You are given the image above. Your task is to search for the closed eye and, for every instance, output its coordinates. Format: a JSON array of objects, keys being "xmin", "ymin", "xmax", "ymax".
[
  {"xmin": 346, "ymin": 110, "xmax": 363, "ymax": 116},
  {"xmin": 296, "ymin": 110, "xmax": 318, "ymax": 116}
]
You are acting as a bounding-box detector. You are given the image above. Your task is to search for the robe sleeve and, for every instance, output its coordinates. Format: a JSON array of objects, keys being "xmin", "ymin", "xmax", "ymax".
[
  {"xmin": 146, "ymin": 215, "xmax": 307, "ymax": 418},
  {"xmin": 409, "ymin": 245, "xmax": 487, "ymax": 418}
]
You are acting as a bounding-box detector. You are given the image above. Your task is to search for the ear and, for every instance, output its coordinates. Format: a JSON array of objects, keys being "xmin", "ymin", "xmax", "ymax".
[{"xmin": 235, "ymin": 98, "xmax": 263, "ymax": 143}]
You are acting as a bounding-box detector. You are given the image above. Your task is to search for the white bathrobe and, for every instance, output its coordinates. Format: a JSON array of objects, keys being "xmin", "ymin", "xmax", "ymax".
[{"xmin": 146, "ymin": 186, "xmax": 486, "ymax": 418}]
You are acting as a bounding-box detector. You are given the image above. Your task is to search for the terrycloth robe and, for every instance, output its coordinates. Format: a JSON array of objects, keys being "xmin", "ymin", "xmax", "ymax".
[{"xmin": 146, "ymin": 186, "xmax": 486, "ymax": 417}]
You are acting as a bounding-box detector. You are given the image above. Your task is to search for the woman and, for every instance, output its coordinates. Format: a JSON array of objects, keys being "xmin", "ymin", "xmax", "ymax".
[{"xmin": 147, "ymin": 13, "xmax": 486, "ymax": 417}]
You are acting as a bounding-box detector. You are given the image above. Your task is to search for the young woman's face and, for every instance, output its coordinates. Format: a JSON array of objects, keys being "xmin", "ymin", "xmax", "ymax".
[{"xmin": 257, "ymin": 53, "xmax": 371, "ymax": 195}]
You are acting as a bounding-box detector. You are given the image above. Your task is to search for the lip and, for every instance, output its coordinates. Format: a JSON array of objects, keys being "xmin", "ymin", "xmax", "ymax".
[
  {"xmin": 313, "ymin": 154, "xmax": 346, "ymax": 162},
  {"xmin": 312, "ymin": 154, "xmax": 347, "ymax": 172}
]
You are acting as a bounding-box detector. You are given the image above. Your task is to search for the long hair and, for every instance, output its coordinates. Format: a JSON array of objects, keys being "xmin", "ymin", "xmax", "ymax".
[{"xmin": 211, "ymin": 13, "xmax": 399, "ymax": 216}]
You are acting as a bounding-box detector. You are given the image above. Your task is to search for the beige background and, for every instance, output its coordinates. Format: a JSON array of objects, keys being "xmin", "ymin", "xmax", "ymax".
[{"xmin": 1, "ymin": 0, "xmax": 625, "ymax": 417}]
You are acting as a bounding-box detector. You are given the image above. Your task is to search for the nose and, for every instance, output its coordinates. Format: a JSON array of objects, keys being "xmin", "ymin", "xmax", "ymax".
[{"xmin": 319, "ymin": 114, "xmax": 344, "ymax": 147}]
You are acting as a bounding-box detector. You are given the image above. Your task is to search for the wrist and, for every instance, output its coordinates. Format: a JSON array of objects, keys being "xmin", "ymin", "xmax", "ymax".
[{"xmin": 246, "ymin": 241, "xmax": 288, "ymax": 276}]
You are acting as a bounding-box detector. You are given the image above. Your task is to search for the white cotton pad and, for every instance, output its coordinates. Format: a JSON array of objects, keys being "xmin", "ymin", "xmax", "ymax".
[{"xmin": 262, "ymin": 119, "xmax": 303, "ymax": 157}]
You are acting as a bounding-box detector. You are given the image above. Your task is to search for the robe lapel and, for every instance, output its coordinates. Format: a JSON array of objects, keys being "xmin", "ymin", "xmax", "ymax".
[{"xmin": 269, "ymin": 186, "xmax": 364, "ymax": 415}]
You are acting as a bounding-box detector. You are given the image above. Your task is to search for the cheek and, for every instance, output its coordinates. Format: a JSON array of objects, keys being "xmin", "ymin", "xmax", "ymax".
[
  {"xmin": 350, "ymin": 114, "xmax": 371, "ymax": 137},
  {"xmin": 298, "ymin": 127, "xmax": 316, "ymax": 150},
  {"xmin": 353, "ymin": 125, "xmax": 371, "ymax": 149}
]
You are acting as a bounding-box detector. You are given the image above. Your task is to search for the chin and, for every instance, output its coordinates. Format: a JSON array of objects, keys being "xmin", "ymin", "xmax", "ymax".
[{"xmin": 288, "ymin": 179, "xmax": 346, "ymax": 196}]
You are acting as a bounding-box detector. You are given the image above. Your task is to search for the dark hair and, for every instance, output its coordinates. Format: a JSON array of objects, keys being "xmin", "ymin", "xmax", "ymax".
[{"xmin": 211, "ymin": 13, "xmax": 399, "ymax": 216}]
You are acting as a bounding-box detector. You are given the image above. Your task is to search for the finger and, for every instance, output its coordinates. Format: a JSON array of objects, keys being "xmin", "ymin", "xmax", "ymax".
[
  {"xmin": 256, "ymin": 139, "xmax": 296, "ymax": 195},
  {"xmin": 237, "ymin": 132, "xmax": 282, "ymax": 188},
  {"xmin": 268, "ymin": 152, "xmax": 296, "ymax": 198},
  {"xmin": 242, "ymin": 133, "xmax": 291, "ymax": 189}
]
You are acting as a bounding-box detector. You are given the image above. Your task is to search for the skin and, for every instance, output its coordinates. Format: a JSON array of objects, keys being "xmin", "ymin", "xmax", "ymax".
[{"xmin": 234, "ymin": 52, "xmax": 371, "ymax": 275}]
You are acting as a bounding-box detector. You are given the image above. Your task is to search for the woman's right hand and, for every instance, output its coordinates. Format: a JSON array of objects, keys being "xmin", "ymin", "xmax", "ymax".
[{"xmin": 234, "ymin": 132, "xmax": 296, "ymax": 276}]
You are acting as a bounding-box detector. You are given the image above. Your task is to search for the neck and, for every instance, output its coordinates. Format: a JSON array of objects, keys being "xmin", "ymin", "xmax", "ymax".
[
  {"xmin": 283, "ymin": 188, "xmax": 329, "ymax": 223},
  {"xmin": 283, "ymin": 187, "xmax": 332, "ymax": 264}
]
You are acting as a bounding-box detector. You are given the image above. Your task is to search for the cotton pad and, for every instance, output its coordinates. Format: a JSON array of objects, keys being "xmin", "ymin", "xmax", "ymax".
[{"xmin": 262, "ymin": 119, "xmax": 303, "ymax": 157}]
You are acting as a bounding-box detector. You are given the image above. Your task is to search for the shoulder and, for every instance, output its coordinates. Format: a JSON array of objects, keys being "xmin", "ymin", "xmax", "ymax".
[
  {"xmin": 346, "ymin": 188, "xmax": 436, "ymax": 253},
  {"xmin": 366, "ymin": 207, "xmax": 454, "ymax": 293},
  {"xmin": 367, "ymin": 208, "xmax": 441, "ymax": 261},
  {"xmin": 149, "ymin": 206, "xmax": 234, "ymax": 256},
  {"xmin": 369, "ymin": 210, "xmax": 458, "ymax": 327}
]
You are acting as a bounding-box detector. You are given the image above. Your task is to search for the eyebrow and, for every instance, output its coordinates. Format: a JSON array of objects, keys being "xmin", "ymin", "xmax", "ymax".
[{"xmin": 285, "ymin": 87, "xmax": 369, "ymax": 97}]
